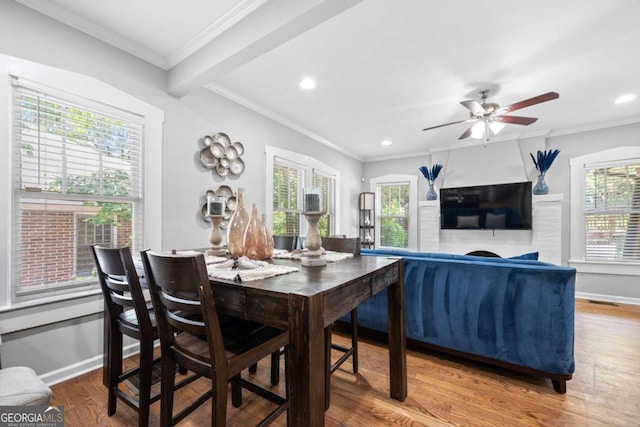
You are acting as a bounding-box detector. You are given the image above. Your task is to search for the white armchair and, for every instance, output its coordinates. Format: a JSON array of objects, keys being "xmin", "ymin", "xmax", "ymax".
[{"xmin": 0, "ymin": 338, "xmax": 52, "ymax": 406}]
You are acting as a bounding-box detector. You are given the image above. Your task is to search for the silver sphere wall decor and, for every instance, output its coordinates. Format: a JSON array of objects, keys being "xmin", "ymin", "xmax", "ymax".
[{"xmin": 199, "ymin": 132, "xmax": 246, "ymax": 177}]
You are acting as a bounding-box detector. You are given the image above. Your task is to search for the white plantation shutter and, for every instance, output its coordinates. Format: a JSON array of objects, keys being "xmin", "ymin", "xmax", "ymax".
[
  {"xmin": 12, "ymin": 77, "xmax": 144, "ymax": 296},
  {"xmin": 273, "ymin": 157, "xmax": 304, "ymax": 236},
  {"xmin": 270, "ymin": 150, "xmax": 338, "ymax": 238},
  {"xmin": 584, "ymin": 163, "xmax": 640, "ymax": 262},
  {"xmin": 312, "ymin": 168, "xmax": 336, "ymax": 236}
]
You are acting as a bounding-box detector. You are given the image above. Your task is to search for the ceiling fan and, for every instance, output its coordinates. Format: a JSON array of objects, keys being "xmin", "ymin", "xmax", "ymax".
[{"xmin": 422, "ymin": 90, "xmax": 559, "ymax": 142}]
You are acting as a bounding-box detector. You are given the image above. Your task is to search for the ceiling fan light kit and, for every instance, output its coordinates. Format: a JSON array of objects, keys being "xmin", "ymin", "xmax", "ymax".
[{"xmin": 423, "ymin": 90, "xmax": 559, "ymax": 143}]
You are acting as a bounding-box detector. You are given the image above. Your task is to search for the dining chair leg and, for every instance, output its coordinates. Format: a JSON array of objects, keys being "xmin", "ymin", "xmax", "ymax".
[
  {"xmin": 137, "ymin": 340, "xmax": 154, "ymax": 427},
  {"xmin": 284, "ymin": 345, "xmax": 291, "ymax": 426},
  {"xmin": 270, "ymin": 351, "xmax": 281, "ymax": 386},
  {"xmin": 107, "ymin": 326, "xmax": 122, "ymax": 416},
  {"xmin": 248, "ymin": 363, "xmax": 258, "ymax": 374},
  {"xmin": 231, "ymin": 374, "xmax": 242, "ymax": 407},
  {"xmin": 323, "ymin": 308, "xmax": 359, "ymax": 411},
  {"xmin": 351, "ymin": 309, "xmax": 358, "ymax": 374},
  {"xmin": 159, "ymin": 360, "xmax": 176, "ymax": 427},
  {"xmin": 213, "ymin": 373, "xmax": 229, "ymax": 426}
]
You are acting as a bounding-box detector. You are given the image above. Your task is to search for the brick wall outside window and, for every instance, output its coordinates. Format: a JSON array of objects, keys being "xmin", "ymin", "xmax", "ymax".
[{"xmin": 19, "ymin": 209, "xmax": 132, "ymax": 289}]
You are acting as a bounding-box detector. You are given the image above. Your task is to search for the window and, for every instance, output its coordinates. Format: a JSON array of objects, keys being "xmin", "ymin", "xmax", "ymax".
[
  {"xmin": 313, "ymin": 169, "xmax": 336, "ymax": 237},
  {"xmin": 570, "ymin": 146, "xmax": 640, "ymax": 275},
  {"xmin": 379, "ymin": 183, "xmax": 410, "ymax": 247},
  {"xmin": 584, "ymin": 163, "xmax": 640, "ymax": 262},
  {"xmin": 370, "ymin": 174, "xmax": 418, "ymax": 250},
  {"xmin": 12, "ymin": 77, "xmax": 144, "ymax": 298},
  {"xmin": 266, "ymin": 146, "xmax": 339, "ymax": 238}
]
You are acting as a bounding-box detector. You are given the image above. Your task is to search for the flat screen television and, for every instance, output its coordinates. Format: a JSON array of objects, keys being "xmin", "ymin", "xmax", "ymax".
[{"xmin": 440, "ymin": 181, "xmax": 532, "ymax": 230}]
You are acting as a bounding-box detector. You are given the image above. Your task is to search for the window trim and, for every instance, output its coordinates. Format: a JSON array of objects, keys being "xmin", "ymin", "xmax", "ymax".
[
  {"xmin": 569, "ymin": 146, "xmax": 640, "ymax": 275},
  {"xmin": 0, "ymin": 56, "xmax": 163, "ymax": 316},
  {"xmin": 265, "ymin": 145, "xmax": 340, "ymax": 236},
  {"xmin": 369, "ymin": 174, "xmax": 418, "ymax": 250}
]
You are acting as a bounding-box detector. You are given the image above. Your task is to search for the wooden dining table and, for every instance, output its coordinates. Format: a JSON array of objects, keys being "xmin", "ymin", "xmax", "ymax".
[{"xmin": 209, "ymin": 254, "xmax": 407, "ymax": 426}]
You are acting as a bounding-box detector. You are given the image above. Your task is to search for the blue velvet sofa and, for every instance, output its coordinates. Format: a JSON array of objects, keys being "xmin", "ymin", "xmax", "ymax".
[{"xmin": 353, "ymin": 248, "xmax": 576, "ymax": 393}]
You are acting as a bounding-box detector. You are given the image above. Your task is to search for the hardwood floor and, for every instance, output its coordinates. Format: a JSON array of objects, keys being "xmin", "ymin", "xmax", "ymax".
[{"xmin": 51, "ymin": 299, "xmax": 640, "ymax": 426}]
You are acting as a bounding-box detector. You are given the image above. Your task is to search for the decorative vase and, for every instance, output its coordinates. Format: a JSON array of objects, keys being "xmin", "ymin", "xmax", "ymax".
[
  {"xmin": 533, "ymin": 174, "xmax": 549, "ymax": 195},
  {"xmin": 227, "ymin": 187, "xmax": 249, "ymax": 257},
  {"xmin": 426, "ymin": 182, "xmax": 437, "ymax": 200},
  {"xmin": 243, "ymin": 203, "xmax": 265, "ymax": 260},
  {"xmin": 261, "ymin": 214, "xmax": 274, "ymax": 259}
]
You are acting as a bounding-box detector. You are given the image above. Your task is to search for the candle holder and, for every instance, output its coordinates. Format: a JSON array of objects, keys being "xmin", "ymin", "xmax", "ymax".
[
  {"xmin": 301, "ymin": 211, "xmax": 326, "ymax": 267},
  {"xmin": 205, "ymin": 193, "xmax": 227, "ymax": 256},
  {"xmin": 206, "ymin": 214, "xmax": 227, "ymax": 256}
]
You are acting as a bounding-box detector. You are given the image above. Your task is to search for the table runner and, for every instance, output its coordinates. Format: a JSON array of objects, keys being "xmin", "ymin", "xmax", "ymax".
[
  {"xmin": 271, "ymin": 250, "xmax": 354, "ymax": 263},
  {"xmin": 207, "ymin": 258, "xmax": 299, "ymax": 282}
]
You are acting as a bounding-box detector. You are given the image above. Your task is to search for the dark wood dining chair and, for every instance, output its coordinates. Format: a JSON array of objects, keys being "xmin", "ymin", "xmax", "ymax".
[
  {"xmin": 91, "ymin": 245, "xmax": 161, "ymax": 427},
  {"xmin": 321, "ymin": 237, "xmax": 361, "ymax": 408},
  {"xmin": 466, "ymin": 250, "xmax": 501, "ymax": 257},
  {"xmin": 141, "ymin": 250, "xmax": 289, "ymax": 426},
  {"xmin": 273, "ymin": 235, "xmax": 299, "ymax": 251}
]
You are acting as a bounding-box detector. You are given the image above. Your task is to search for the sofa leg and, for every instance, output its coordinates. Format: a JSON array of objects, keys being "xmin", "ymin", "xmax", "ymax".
[{"xmin": 552, "ymin": 379, "xmax": 566, "ymax": 394}]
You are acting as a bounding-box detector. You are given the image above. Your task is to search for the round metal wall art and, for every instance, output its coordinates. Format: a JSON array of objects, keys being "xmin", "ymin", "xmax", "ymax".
[{"xmin": 199, "ymin": 132, "xmax": 246, "ymax": 177}]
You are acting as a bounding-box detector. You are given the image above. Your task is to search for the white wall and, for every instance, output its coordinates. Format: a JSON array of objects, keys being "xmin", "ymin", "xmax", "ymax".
[{"xmin": 0, "ymin": 1, "xmax": 362, "ymax": 380}]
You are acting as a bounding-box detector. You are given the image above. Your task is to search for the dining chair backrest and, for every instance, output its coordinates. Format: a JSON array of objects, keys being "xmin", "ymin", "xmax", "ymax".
[
  {"xmin": 273, "ymin": 235, "xmax": 299, "ymax": 251},
  {"xmin": 466, "ymin": 250, "xmax": 501, "ymax": 258},
  {"xmin": 322, "ymin": 236, "xmax": 361, "ymax": 255},
  {"xmin": 91, "ymin": 245, "xmax": 153, "ymax": 336},
  {"xmin": 141, "ymin": 250, "xmax": 226, "ymax": 374}
]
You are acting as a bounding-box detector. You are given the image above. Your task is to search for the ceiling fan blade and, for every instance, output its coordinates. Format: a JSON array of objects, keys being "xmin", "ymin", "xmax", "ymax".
[
  {"xmin": 496, "ymin": 115, "xmax": 538, "ymax": 125},
  {"xmin": 422, "ymin": 119, "xmax": 472, "ymax": 131},
  {"xmin": 460, "ymin": 100, "xmax": 485, "ymax": 116},
  {"xmin": 503, "ymin": 92, "xmax": 559, "ymax": 113},
  {"xmin": 458, "ymin": 125, "xmax": 475, "ymax": 140}
]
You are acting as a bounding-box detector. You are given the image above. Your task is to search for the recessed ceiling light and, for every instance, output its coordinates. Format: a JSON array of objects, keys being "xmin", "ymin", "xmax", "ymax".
[
  {"xmin": 299, "ymin": 77, "xmax": 316, "ymax": 90},
  {"xmin": 381, "ymin": 140, "xmax": 392, "ymax": 146},
  {"xmin": 614, "ymin": 93, "xmax": 637, "ymax": 104}
]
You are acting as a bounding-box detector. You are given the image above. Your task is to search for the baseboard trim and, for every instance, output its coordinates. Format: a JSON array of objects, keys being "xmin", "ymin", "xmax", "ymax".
[
  {"xmin": 575, "ymin": 292, "xmax": 640, "ymax": 306},
  {"xmin": 40, "ymin": 343, "xmax": 141, "ymax": 386}
]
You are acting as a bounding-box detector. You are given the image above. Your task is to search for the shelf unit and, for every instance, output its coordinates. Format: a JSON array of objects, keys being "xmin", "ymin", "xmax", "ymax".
[{"xmin": 359, "ymin": 192, "xmax": 375, "ymax": 249}]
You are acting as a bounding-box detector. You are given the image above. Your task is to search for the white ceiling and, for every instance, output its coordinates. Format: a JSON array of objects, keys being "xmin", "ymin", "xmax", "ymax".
[{"xmin": 17, "ymin": 0, "xmax": 640, "ymax": 161}]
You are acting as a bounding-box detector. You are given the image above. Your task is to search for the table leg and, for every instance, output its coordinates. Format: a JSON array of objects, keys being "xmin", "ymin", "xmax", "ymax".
[
  {"xmin": 387, "ymin": 261, "xmax": 407, "ymax": 400},
  {"xmin": 288, "ymin": 293, "xmax": 325, "ymax": 426},
  {"xmin": 102, "ymin": 303, "xmax": 109, "ymax": 387}
]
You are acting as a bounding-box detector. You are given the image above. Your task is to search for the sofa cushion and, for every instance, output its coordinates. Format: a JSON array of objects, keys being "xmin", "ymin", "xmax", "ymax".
[
  {"xmin": 456, "ymin": 215, "xmax": 480, "ymax": 228},
  {"xmin": 509, "ymin": 251, "xmax": 539, "ymax": 260}
]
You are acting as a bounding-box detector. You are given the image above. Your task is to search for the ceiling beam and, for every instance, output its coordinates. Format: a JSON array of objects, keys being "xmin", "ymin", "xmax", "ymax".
[{"xmin": 167, "ymin": 0, "xmax": 364, "ymax": 97}]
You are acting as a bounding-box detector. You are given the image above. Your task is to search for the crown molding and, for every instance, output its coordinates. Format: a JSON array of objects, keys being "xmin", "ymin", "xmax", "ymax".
[
  {"xmin": 166, "ymin": 0, "xmax": 269, "ymax": 69},
  {"xmin": 15, "ymin": 0, "xmax": 167, "ymax": 68},
  {"xmin": 204, "ymin": 83, "xmax": 363, "ymax": 162},
  {"xmin": 16, "ymin": 0, "xmax": 269, "ymax": 71}
]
